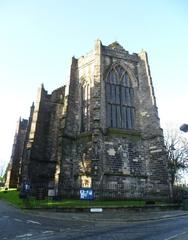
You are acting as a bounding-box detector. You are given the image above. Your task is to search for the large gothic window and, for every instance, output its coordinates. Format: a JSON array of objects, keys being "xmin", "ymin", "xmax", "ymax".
[
  {"xmin": 106, "ymin": 65, "xmax": 135, "ymax": 129},
  {"xmin": 81, "ymin": 83, "xmax": 90, "ymax": 132}
]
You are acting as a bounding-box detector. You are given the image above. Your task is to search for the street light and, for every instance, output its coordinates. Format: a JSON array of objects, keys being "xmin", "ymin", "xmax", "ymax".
[{"xmin": 180, "ymin": 124, "xmax": 188, "ymax": 133}]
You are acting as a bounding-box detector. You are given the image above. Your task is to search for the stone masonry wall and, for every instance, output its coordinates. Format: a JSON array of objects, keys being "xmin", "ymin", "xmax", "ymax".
[
  {"xmin": 6, "ymin": 118, "xmax": 28, "ymax": 188},
  {"xmin": 21, "ymin": 85, "xmax": 66, "ymax": 190},
  {"xmin": 59, "ymin": 40, "xmax": 170, "ymax": 199},
  {"xmin": 17, "ymin": 40, "xmax": 170, "ymax": 199}
]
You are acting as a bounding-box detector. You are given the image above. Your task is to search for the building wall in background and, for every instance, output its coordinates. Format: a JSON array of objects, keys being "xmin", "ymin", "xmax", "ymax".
[
  {"xmin": 5, "ymin": 118, "xmax": 28, "ymax": 188},
  {"xmin": 7, "ymin": 40, "xmax": 170, "ymax": 199}
]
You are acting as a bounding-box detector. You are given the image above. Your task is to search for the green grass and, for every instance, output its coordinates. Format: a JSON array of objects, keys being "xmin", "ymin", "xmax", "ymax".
[
  {"xmin": 0, "ymin": 188, "xmax": 23, "ymax": 207},
  {"xmin": 0, "ymin": 188, "xmax": 145, "ymax": 208},
  {"xmin": 43, "ymin": 199, "xmax": 145, "ymax": 207},
  {"xmin": 22, "ymin": 197, "xmax": 146, "ymax": 208},
  {"xmin": 0, "ymin": 188, "xmax": 166, "ymax": 209}
]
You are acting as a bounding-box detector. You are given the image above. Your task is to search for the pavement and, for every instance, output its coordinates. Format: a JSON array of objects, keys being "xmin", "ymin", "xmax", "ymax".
[{"xmin": 27, "ymin": 208, "xmax": 188, "ymax": 223}]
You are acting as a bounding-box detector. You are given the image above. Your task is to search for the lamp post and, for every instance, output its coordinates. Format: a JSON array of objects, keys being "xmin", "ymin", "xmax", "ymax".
[{"xmin": 179, "ymin": 123, "xmax": 188, "ymax": 196}]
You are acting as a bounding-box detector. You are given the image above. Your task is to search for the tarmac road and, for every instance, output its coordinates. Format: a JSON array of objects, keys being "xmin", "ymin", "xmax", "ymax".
[{"xmin": 1, "ymin": 199, "xmax": 188, "ymax": 240}]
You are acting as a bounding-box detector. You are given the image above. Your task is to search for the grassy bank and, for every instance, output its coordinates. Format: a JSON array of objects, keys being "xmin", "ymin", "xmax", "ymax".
[
  {"xmin": 0, "ymin": 188, "xmax": 147, "ymax": 208},
  {"xmin": 0, "ymin": 188, "xmax": 23, "ymax": 207}
]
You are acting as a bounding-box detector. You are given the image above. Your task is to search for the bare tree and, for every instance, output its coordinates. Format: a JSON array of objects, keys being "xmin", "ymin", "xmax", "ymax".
[
  {"xmin": 0, "ymin": 163, "xmax": 5, "ymax": 184},
  {"xmin": 164, "ymin": 129, "xmax": 188, "ymax": 186},
  {"xmin": 0, "ymin": 163, "xmax": 5, "ymax": 178}
]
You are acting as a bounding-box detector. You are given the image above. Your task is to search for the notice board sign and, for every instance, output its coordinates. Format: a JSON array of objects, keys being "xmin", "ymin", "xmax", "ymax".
[{"xmin": 80, "ymin": 188, "xmax": 93, "ymax": 200}]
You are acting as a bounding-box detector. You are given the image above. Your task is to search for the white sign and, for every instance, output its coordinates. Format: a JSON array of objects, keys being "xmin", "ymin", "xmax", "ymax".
[
  {"xmin": 90, "ymin": 208, "xmax": 103, "ymax": 213},
  {"xmin": 48, "ymin": 189, "xmax": 55, "ymax": 197}
]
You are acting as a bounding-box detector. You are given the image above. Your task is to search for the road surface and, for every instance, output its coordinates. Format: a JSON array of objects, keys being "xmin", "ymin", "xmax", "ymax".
[{"xmin": 1, "ymin": 200, "xmax": 188, "ymax": 240}]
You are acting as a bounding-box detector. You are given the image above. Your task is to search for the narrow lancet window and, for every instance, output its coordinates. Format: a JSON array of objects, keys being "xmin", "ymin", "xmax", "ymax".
[{"xmin": 81, "ymin": 83, "xmax": 90, "ymax": 132}]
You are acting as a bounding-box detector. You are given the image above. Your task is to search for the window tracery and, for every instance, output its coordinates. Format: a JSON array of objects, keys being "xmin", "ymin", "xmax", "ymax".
[{"xmin": 106, "ymin": 65, "xmax": 135, "ymax": 129}]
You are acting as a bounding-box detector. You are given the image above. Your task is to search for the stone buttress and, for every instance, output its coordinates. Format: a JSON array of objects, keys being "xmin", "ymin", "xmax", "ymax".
[{"xmin": 60, "ymin": 40, "xmax": 170, "ymax": 199}]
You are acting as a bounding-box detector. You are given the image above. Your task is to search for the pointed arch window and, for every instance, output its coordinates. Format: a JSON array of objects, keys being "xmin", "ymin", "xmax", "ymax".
[{"xmin": 106, "ymin": 65, "xmax": 135, "ymax": 129}]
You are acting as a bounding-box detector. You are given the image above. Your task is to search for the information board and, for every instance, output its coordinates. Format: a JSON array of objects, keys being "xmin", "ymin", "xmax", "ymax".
[{"xmin": 80, "ymin": 188, "xmax": 93, "ymax": 200}]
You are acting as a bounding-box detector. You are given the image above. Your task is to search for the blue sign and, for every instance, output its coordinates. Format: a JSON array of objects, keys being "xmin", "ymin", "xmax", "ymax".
[
  {"xmin": 80, "ymin": 188, "xmax": 93, "ymax": 200},
  {"xmin": 21, "ymin": 180, "xmax": 30, "ymax": 193},
  {"xmin": 180, "ymin": 124, "xmax": 188, "ymax": 132}
]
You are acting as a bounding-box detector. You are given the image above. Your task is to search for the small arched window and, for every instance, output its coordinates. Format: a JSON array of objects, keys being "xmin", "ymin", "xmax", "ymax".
[{"xmin": 106, "ymin": 65, "xmax": 135, "ymax": 129}]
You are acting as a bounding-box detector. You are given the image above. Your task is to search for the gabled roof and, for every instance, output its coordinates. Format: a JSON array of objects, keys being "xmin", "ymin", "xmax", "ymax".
[{"xmin": 108, "ymin": 41, "xmax": 125, "ymax": 51}]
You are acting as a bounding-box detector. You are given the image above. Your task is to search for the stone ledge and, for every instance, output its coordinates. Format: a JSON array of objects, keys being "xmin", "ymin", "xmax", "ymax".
[
  {"xmin": 22, "ymin": 204, "xmax": 181, "ymax": 213},
  {"xmin": 78, "ymin": 131, "xmax": 92, "ymax": 139},
  {"xmin": 107, "ymin": 128, "xmax": 141, "ymax": 138},
  {"xmin": 104, "ymin": 172, "xmax": 147, "ymax": 178}
]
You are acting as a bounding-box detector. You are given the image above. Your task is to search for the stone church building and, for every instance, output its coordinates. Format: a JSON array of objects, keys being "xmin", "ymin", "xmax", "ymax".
[
  {"xmin": 5, "ymin": 118, "xmax": 28, "ymax": 188},
  {"xmin": 7, "ymin": 40, "xmax": 171, "ymax": 199}
]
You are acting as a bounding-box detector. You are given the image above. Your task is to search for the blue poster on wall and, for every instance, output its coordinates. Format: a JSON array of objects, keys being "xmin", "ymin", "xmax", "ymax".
[{"xmin": 80, "ymin": 188, "xmax": 93, "ymax": 200}]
